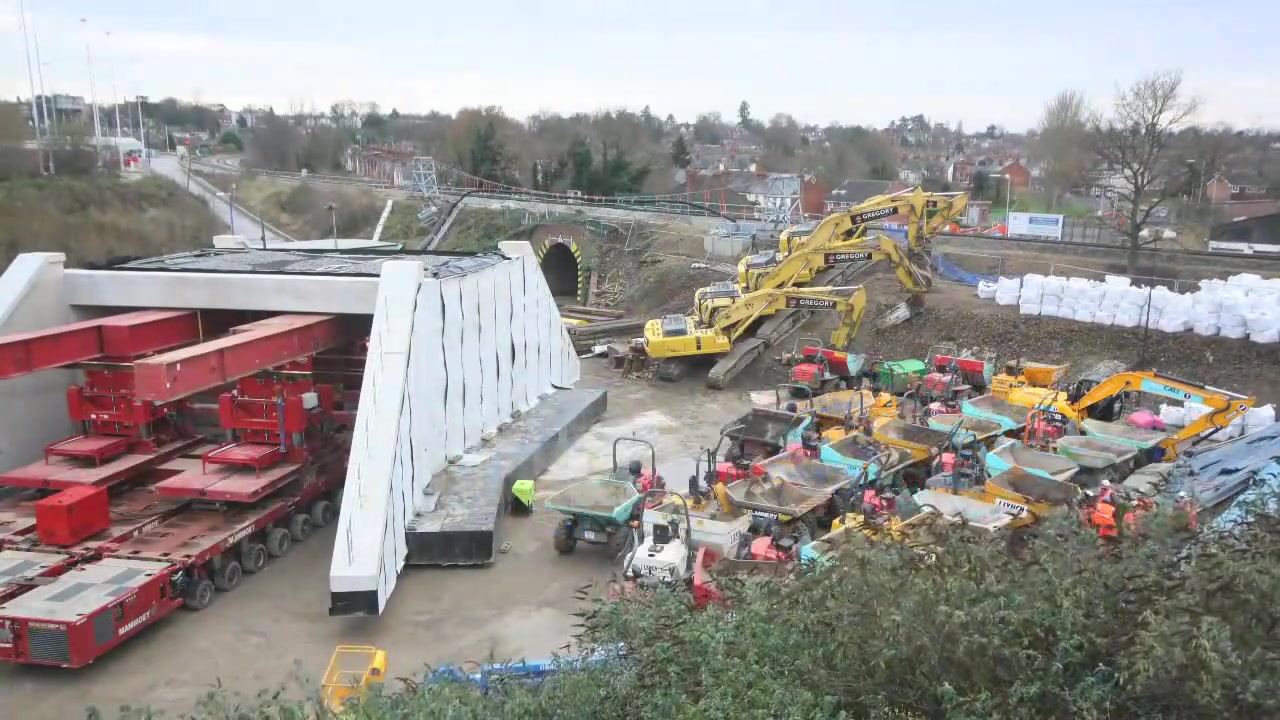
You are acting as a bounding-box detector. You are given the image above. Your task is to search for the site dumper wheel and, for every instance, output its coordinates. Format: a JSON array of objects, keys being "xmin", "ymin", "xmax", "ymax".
[
  {"xmin": 266, "ymin": 527, "xmax": 292, "ymax": 558},
  {"xmin": 241, "ymin": 543, "xmax": 268, "ymax": 574},
  {"xmin": 310, "ymin": 499, "xmax": 336, "ymax": 528},
  {"xmin": 184, "ymin": 577, "xmax": 216, "ymax": 611},
  {"xmin": 289, "ymin": 513, "xmax": 314, "ymax": 542},
  {"xmin": 213, "ymin": 560, "xmax": 243, "ymax": 592},
  {"xmin": 553, "ymin": 522, "xmax": 577, "ymax": 554}
]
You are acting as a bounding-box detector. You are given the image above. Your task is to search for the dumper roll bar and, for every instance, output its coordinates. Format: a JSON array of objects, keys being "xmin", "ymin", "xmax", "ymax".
[
  {"xmin": 775, "ymin": 384, "xmax": 813, "ymax": 407},
  {"xmin": 613, "ymin": 437, "xmax": 657, "ymax": 479}
]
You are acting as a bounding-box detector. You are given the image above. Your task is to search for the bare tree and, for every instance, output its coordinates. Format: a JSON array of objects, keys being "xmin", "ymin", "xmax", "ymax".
[
  {"xmin": 1036, "ymin": 89, "xmax": 1090, "ymax": 208},
  {"xmin": 1090, "ymin": 70, "xmax": 1200, "ymax": 274}
]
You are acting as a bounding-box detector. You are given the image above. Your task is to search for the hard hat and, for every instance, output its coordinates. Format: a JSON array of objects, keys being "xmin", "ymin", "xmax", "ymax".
[
  {"xmin": 1100, "ymin": 479, "xmax": 1111, "ymax": 487},
  {"xmin": 1177, "ymin": 491, "xmax": 1189, "ymax": 499}
]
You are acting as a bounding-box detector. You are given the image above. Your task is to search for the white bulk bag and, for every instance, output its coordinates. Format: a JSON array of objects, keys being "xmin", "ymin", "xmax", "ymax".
[
  {"xmin": 1246, "ymin": 404, "xmax": 1276, "ymax": 433},
  {"xmin": 977, "ymin": 280, "xmax": 998, "ymax": 300},
  {"xmin": 1159, "ymin": 404, "xmax": 1186, "ymax": 427},
  {"xmin": 1250, "ymin": 328, "xmax": 1280, "ymax": 344},
  {"xmin": 1019, "ymin": 303, "xmax": 1041, "ymax": 316},
  {"xmin": 1103, "ymin": 275, "xmax": 1131, "ymax": 288}
]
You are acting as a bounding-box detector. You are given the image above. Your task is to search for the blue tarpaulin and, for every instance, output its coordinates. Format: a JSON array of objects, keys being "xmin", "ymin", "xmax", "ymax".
[
  {"xmin": 932, "ymin": 253, "xmax": 999, "ymax": 286},
  {"xmin": 1171, "ymin": 422, "xmax": 1280, "ymax": 508},
  {"xmin": 1210, "ymin": 461, "xmax": 1280, "ymax": 531}
]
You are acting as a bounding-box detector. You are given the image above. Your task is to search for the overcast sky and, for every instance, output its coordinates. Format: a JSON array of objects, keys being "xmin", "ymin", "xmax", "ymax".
[{"xmin": 3, "ymin": 0, "xmax": 1276, "ymax": 131}]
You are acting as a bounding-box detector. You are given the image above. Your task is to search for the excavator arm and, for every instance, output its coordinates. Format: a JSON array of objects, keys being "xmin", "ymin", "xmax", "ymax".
[
  {"xmin": 710, "ymin": 285, "xmax": 867, "ymax": 351},
  {"xmin": 743, "ymin": 234, "xmax": 932, "ymax": 294},
  {"xmin": 1069, "ymin": 370, "xmax": 1255, "ymax": 457}
]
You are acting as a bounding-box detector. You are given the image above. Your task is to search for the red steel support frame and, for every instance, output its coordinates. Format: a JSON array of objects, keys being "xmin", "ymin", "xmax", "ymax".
[
  {"xmin": 132, "ymin": 315, "xmax": 348, "ymax": 404},
  {"xmin": 0, "ymin": 311, "xmax": 201, "ymax": 380}
]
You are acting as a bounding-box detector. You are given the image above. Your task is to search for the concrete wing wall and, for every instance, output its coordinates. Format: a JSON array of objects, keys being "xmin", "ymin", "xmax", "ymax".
[
  {"xmin": 0, "ymin": 254, "xmax": 81, "ymax": 472},
  {"xmin": 328, "ymin": 261, "xmax": 422, "ymax": 612},
  {"xmin": 330, "ymin": 245, "xmax": 579, "ymax": 615}
]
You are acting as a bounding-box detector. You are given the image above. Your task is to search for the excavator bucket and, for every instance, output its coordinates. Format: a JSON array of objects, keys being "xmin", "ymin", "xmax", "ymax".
[{"xmin": 873, "ymin": 302, "xmax": 914, "ymax": 330}]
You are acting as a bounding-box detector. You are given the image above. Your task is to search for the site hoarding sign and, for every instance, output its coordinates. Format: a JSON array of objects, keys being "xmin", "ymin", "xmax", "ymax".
[{"xmin": 1008, "ymin": 212, "xmax": 1065, "ymax": 240}]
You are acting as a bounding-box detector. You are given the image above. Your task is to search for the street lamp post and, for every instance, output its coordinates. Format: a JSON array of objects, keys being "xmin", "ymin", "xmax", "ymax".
[
  {"xmin": 18, "ymin": 0, "xmax": 43, "ymax": 172},
  {"xmin": 230, "ymin": 183, "xmax": 237, "ymax": 230},
  {"xmin": 325, "ymin": 203, "xmax": 338, "ymax": 246},
  {"xmin": 105, "ymin": 31, "xmax": 123, "ymax": 173},
  {"xmin": 80, "ymin": 19, "xmax": 101, "ymax": 140}
]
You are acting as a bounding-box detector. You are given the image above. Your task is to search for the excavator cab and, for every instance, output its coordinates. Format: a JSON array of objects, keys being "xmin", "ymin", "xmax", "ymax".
[
  {"xmin": 1066, "ymin": 377, "xmax": 1125, "ymax": 421},
  {"xmin": 322, "ymin": 645, "xmax": 388, "ymax": 712}
]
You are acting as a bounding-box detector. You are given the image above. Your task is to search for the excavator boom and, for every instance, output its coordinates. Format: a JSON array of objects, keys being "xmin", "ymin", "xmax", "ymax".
[{"xmin": 742, "ymin": 234, "xmax": 933, "ymax": 295}]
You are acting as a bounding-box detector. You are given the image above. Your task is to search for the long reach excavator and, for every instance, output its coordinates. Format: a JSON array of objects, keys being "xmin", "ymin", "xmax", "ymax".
[
  {"xmin": 643, "ymin": 285, "xmax": 869, "ymax": 383},
  {"xmin": 638, "ymin": 187, "xmax": 968, "ymax": 388}
]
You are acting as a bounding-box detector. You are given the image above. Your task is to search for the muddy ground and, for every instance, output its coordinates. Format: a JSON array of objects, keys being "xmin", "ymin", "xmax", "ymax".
[{"xmin": 726, "ymin": 270, "xmax": 1280, "ymax": 404}]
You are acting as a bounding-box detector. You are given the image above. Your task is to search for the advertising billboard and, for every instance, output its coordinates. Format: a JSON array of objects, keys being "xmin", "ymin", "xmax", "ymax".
[{"xmin": 1007, "ymin": 212, "xmax": 1064, "ymax": 240}]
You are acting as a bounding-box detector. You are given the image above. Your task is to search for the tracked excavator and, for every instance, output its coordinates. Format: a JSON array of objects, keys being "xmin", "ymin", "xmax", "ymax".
[
  {"xmin": 661, "ymin": 189, "xmax": 966, "ymax": 389},
  {"xmin": 741, "ymin": 187, "xmax": 969, "ymax": 290},
  {"xmin": 641, "ymin": 285, "xmax": 868, "ymax": 386}
]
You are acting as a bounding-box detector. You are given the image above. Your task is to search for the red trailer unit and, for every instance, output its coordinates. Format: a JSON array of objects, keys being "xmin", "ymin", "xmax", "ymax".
[
  {"xmin": 0, "ymin": 457, "xmax": 344, "ymax": 667},
  {"xmin": 0, "ymin": 557, "xmax": 178, "ymax": 667},
  {"xmin": 0, "ymin": 550, "xmax": 73, "ymax": 604}
]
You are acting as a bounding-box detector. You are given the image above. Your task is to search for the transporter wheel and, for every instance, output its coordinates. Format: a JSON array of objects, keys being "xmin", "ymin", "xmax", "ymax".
[
  {"xmin": 213, "ymin": 560, "xmax": 243, "ymax": 592},
  {"xmin": 310, "ymin": 499, "xmax": 336, "ymax": 528},
  {"xmin": 266, "ymin": 527, "xmax": 292, "ymax": 558},
  {"xmin": 184, "ymin": 578, "xmax": 216, "ymax": 611},
  {"xmin": 240, "ymin": 543, "xmax": 268, "ymax": 574},
  {"xmin": 289, "ymin": 513, "xmax": 314, "ymax": 542}
]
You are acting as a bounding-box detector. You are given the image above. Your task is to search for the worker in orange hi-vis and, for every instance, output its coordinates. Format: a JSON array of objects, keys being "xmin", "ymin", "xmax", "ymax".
[
  {"xmin": 1092, "ymin": 500, "xmax": 1119, "ymax": 539},
  {"xmin": 1175, "ymin": 491, "xmax": 1199, "ymax": 530}
]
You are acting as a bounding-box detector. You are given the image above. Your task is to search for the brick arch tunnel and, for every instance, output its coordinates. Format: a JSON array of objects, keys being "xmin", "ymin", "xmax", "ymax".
[{"xmin": 535, "ymin": 237, "xmax": 586, "ymax": 302}]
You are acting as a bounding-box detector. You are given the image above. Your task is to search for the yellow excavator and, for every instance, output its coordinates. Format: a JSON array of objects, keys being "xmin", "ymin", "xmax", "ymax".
[
  {"xmin": 738, "ymin": 233, "xmax": 934, "ymax": 295},
  {"xmin": 642, "ymin": 285, "xmax": 868, "ymax": 384},
  {"xmin": 748, "ymin": 187, "xmax": 969, "ymax": 290},
  {"xmin": 664, "ymin": 188, "xmax": 966, "ymax": 390},
  {"xmin": 1062, "ymin": 370, "xmax": 1255, "ymax": 460}
]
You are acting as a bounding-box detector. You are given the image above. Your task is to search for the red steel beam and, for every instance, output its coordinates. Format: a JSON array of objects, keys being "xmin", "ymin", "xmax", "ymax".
[
  {"xmin": 0, "ymin": 310, "xmax": 200, "ymax": 380},
  {"xmin": 132, "ymin": 314, "xmax": 347, "ymax": 404}
]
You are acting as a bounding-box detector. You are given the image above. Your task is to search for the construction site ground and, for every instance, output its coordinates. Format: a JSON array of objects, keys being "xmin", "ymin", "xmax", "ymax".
[
  {"xmin": 731, "ymin": 269, "xmax": 1280, "ymax": 405},
  {"xmin": 0, "ymin": 363, "xmax": 750, "ymax": 719}
]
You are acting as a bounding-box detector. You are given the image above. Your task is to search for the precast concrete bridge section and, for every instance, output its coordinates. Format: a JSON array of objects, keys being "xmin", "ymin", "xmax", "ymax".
[{"xmin": 0, "ymin": 242, "xmax": 593, "ymax": 618}]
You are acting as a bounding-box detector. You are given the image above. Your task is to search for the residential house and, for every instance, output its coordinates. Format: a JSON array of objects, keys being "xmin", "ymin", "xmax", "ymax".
[
  {"xmin": 209, "ymin": 103, "xmax": 237, "ymax": 129},
  {"xmin": 824, "ymin": 179, "xmax": 909, "ymax": 214},
  {"xmin": 947, "ymin": 158, "xmax": 975, "ymax": 185},
  {"xmin": 1205, "ymin": 172, "xmax": 1269, "ymax": 203},
  {"xmin": 982, "ymin": 159, "xmax": 1031, "ymax": 191}
]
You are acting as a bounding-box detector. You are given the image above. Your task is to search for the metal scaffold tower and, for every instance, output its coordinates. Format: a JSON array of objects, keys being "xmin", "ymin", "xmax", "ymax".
[
  {"xmin": 411, "ymin": 157, "xmax": 442, "ymax": 226},
  {"xmin": 411, "ymin": 157, "xmax": 441, "ymax": 199}
]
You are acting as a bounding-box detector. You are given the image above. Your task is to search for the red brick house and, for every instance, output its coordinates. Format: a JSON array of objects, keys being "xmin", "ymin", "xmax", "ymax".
[
  {"xmin": 990, "ymin": 160, "xmax": 1031, "ymax": 191},
  {"xmin": 1204, "ymin": 172, "xmax": 1270, "ymax": 203}
]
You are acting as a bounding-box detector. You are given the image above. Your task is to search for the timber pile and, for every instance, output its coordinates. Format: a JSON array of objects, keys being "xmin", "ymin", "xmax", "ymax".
[{"xmin": 565, "ymin": 317, "xmax": 646, "ymax": 353}]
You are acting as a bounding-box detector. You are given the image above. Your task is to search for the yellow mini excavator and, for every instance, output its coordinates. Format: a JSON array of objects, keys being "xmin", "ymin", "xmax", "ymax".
[{"xmin": 642, "ymin": 284, "xmax": 868, "ymax": 386}]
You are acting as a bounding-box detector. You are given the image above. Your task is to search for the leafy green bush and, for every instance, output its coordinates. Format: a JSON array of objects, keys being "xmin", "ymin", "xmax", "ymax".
[{"xmin": 113, "ymin": 499, "xmax": 1280, "ymax": 719}]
